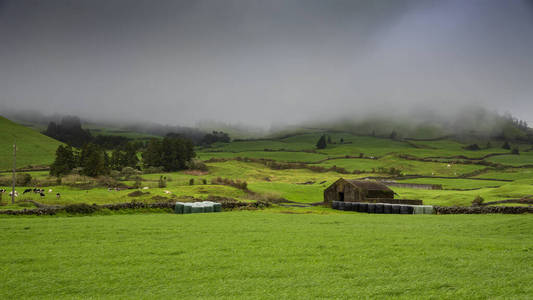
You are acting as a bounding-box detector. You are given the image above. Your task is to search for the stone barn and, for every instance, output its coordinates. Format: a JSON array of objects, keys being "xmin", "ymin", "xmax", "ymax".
[{"xmin": 324, "ymin": 178, "xmax": 394, "ymax": 206}]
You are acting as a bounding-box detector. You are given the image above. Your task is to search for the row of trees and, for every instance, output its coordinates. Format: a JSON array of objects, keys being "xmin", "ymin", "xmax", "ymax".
[
  {"xmin": 50, "ymin": 143, "xmax": 110, "ymax": 177},
  {"xmin": 50, "ymin": 136, "xmax": 195, "ymax": 177},
  {"xmin": 44, "ymin": 116, "xmax": 231, "ymax": 149},
  {"xmin": 142, "ymin": 137, "xmax": 195, "ymax": 172}
]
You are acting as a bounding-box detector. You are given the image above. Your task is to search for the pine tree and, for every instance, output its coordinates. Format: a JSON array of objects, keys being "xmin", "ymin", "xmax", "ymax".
[
  {"xmin": 80, "ymin": 143, "xmax": 108, "ymax": 177},
  {"xmin": 316, "ymin": 135, "xmax": 327, "ymax": 149},
  {"xmin": 142, "ymin": 137, "xmax": 195, "ymax": 171},
  {"xmin": 50, "ymin": 145, "xmax": 76, "ymax": 176}
]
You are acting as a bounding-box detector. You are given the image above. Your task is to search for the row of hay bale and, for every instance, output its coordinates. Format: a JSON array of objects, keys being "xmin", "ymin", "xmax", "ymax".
[
  {"xmin": 332, "ymin": 201, "xmax": 434, "ymax": 214},
  {"xmin": 174, "ymin": 201, "xmax": 222, "ymax": 214}
]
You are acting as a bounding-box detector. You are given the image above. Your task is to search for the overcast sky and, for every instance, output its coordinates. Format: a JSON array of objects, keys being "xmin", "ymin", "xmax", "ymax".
[{"xmin": 1, "ymin": 0, "xmax": 532, "ymax": 127}]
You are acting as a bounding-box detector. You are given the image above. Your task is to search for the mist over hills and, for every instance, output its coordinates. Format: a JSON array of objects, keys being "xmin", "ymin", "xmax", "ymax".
[{"xmin": 1, "ymin": 105, "xmax": 531, "ymax": 144}]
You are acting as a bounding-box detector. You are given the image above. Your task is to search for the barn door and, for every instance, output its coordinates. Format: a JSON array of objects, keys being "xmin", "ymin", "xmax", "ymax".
[{"xmin": 338, "ymin": 192, "xmax": 344, "ymax": 202}]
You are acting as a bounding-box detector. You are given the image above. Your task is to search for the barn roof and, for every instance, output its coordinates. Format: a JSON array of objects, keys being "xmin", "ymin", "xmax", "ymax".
[{"xmin": 345, "ymin": 179, "xmax": 393, "ymax": 191}]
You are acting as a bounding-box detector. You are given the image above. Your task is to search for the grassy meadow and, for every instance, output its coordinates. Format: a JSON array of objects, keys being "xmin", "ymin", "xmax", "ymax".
[
  {"xmin": 1, "ymin": 212, "xmax": 532, "ymax": 299},
  {"xmin": 0, "ymin": 116, "xmax": 63, "ymax": 170}
]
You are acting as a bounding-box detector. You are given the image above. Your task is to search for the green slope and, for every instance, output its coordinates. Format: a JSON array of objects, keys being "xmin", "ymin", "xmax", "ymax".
[{"xmin": 0, "ymin": 115, "xmax": 63, "ymax": 171}]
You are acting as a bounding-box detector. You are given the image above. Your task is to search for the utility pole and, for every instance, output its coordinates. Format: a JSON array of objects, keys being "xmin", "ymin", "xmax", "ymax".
[{"xmin": 12, "ymin": 141, "xmax": 16, "ymax": 204}]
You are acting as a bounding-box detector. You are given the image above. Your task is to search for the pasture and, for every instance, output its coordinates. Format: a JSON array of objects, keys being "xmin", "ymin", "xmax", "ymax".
[
  {"xmin": 1, "ymin": 212, "xmax": 532, "ymax": 299},
  {"xmin": 0, "ymin": 116, "xmax": 63, "ymax": 171},
  {"xmin": 2, "ymin": 130, "xmax": 533, "ymax": 209}
]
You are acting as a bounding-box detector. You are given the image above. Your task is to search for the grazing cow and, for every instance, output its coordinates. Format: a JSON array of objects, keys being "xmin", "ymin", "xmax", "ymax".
[
  {"xmin": 56, "ymin": 193, "xmax": 61, "ymax": 199},
  {"xmin": 48, "ymin": 189, "xmax": 53, "ymax": 193},
  {"xmin": 0, "ymin": 189, "xmax": 6, "ymax": 193},
  {"xmin": 142, "ymin": 187, "xmax": 149, "ymax": 190},
  {"xmin": 9, "ymin": 191, "xmax": 18, "ymax": 197},
  {"xmin": 40, "ymin": 192, "xmax": 45, "ymax": 197},
  {"xmin": 164, "ymin": 190, "xmax": 171, "ymax": 194},
  {"xmin": 23, "ymin": 189, "xmax": 32, "ymax": 194}
]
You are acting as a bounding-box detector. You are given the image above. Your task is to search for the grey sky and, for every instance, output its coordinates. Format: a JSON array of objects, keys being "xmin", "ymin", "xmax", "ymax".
[{"xmin": 1, "ymin": 0, "xmax": 532, "ymax": 127}]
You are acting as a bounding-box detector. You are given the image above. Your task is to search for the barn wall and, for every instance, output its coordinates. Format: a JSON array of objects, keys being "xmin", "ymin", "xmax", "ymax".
[
  {"xmin": 324, "ymin": 179, "xmax": 395, "ymax": 205},
  {"xmin": 324, "ymin": 187, "xmax": 337, "ymax": 205},
  {"xmin": 344, "ymin": 185, "xmax": 361, "ymax": 202}
]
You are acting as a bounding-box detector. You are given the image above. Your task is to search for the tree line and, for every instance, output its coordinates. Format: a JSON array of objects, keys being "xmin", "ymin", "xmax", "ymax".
[
  {"xmin": 50, "ymin": 136, "xmax": 196, "ymax": 177},
  {"xmin": 43, "ymin": 116, "xmax": 231, "ymax": 149}
]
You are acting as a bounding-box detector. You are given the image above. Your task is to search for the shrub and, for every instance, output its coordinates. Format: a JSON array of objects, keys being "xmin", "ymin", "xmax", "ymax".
[
  {"xmin": 189, "ymin": 178, "xmax": 194, "ymax": 185},
  {"xmin": 96, "ymin": 176, "xmax": 118, "ymax": 187},
  {"xmin": 109, "ymin": 170, "xmax": 121, "ymax": 179},
  {"xmin": 17, "ymin": 173, "xmax": 32, "ymax": 186},
  {"xmin": 158, "ymin": 176, "xmax": 167, "ymax": 188},
  {"xmin": 511, "ymin": 148, "xmax": 520, "ymax": 155},
  {"xmin": 187, "ymin": 159, "xmax": 208, "ymax": 171},
  {"xmin": 202, "ymin": 179, "xmax": 207, "ymax": 185},
  {"xmin": 120, "ymin": 167, "xmax": 141, "ymax": 179},
  {"xmin": 472, "ymin": 195, "xmax": 485, "ymax": 206},
  {"xmin": 211, "ymin": 177, "xmax": 249, "ymax": 191}
]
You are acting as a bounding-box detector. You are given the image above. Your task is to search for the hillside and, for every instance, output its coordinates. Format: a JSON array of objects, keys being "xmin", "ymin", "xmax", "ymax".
[{"xmin": 0, "ymin": 116, "xmax": 63, "ymax": 171}]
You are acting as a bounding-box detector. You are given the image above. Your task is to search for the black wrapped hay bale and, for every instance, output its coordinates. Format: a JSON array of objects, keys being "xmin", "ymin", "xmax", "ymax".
[
  {"xmin": 332, "ymin": 201, "xmax": 340, "ymax": 210},
  {"xmin": 391, "ymin": 204, "xmax": 401, "ymax": 214},
  {"xmin": 359, "ymin": 203, "xmax": 368, "ymax": 213},
  {"xmin": 353, "ymin": 202, "xmax": 361, "ymax": 212},
  {"xmin": 375, "ymin": 203, "xmax": 384, "ymax": 214},
  {"xmin": 383, "ymin": 203, "xmax": 392, "ymax": 214},
  {"xmin": 338, "ymin": 202, "xmax": 346, "ymax": 210},
  {"xmin": 174, "ymin": 202, "xmax": 184, "ymax": 214},
  {"xmin": 400, "ymin": 205, "xmax": 412, "ymax": 214},
  {"xmin": 367, "ymin": 203, "xmax": 376, "ymax": 213},
  {"xmin": 345, "ymin": 202, "xmax": 354, "ymax": 211}
]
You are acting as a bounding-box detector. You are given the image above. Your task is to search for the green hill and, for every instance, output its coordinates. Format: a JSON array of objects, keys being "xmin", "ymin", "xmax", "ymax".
[{"xmin": 0, "ymin": 116, "xmax": 63, "ymax": 171}]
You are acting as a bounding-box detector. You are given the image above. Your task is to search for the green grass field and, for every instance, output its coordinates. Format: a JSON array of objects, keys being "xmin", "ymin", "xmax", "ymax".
[
  {"xmin": 1, "ymin": 212, "xmax": 531, "ymax": 299},
  {"xmin": 0, "ymin": 116, "xmax": 63, "ymax": 171}
]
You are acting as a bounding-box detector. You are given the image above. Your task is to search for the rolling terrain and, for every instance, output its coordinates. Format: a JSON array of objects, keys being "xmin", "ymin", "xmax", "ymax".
[
  {"xmin": 1, "ymin": 117, "xmax": 532, "ymax": 299},
  {"xmin": 0, "ymin": 116, "xmax": 63, "ymax": 171},
  {"xmin": 0, "ymin": 121, "xmax": 532, "ymax": 208}
]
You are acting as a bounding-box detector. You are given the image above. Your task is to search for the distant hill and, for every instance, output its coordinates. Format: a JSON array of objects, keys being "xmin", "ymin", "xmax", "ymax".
[{"xmin": 0, "ymin": 116, "xmax": 63, "ymax": 171}]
